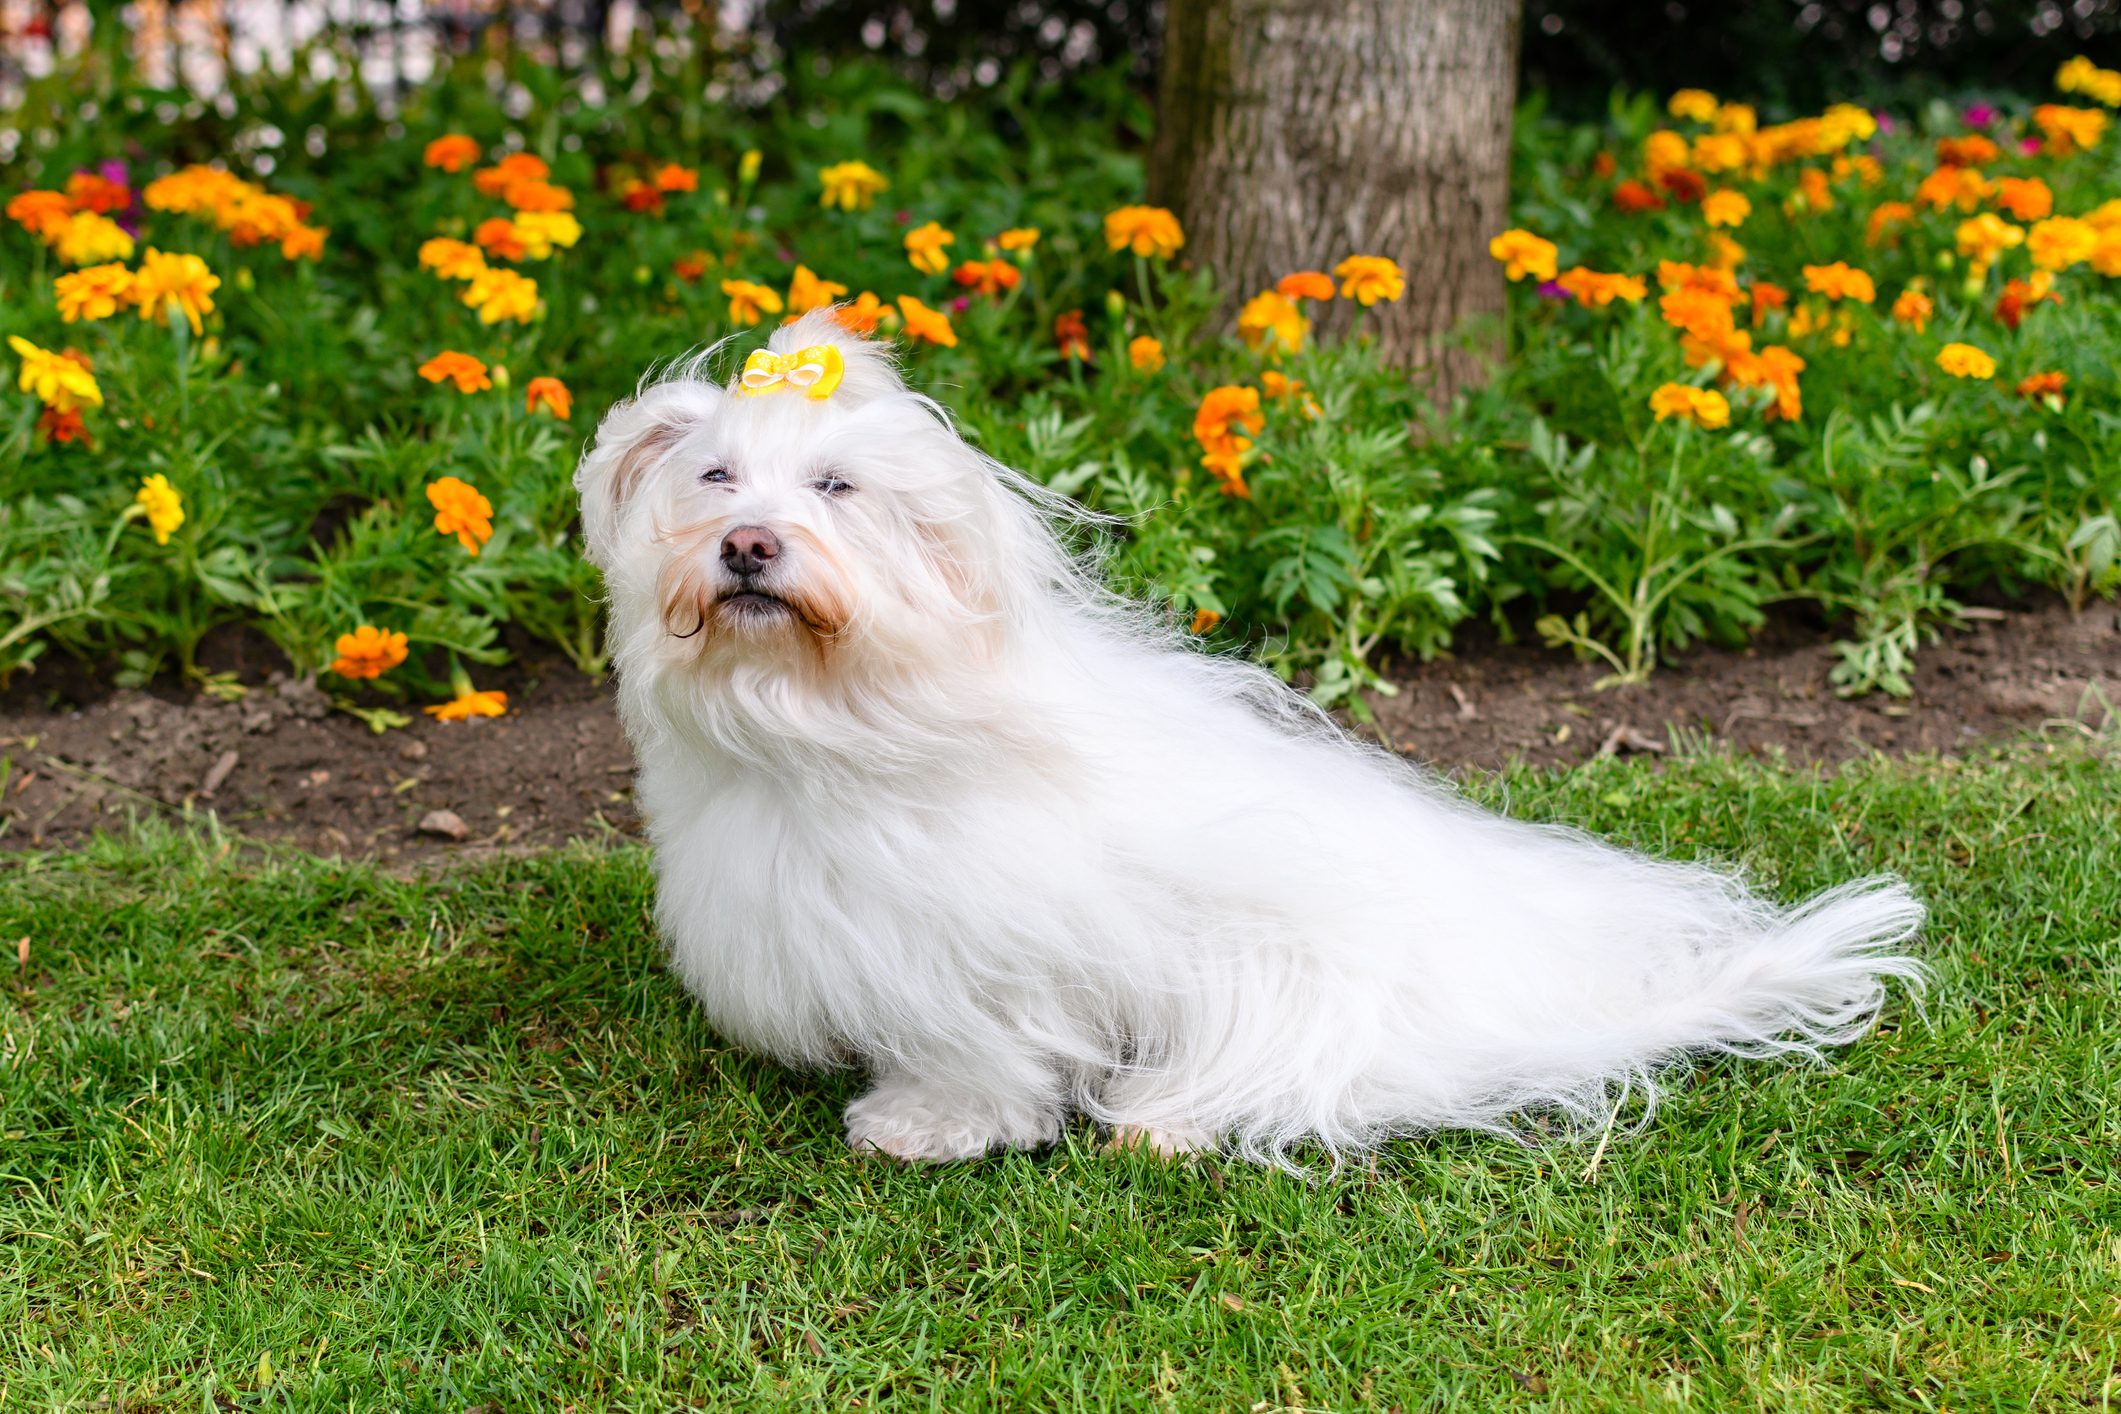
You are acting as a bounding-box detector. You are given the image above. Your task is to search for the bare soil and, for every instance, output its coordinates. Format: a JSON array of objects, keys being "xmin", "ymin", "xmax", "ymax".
[{"xmin": 3, "ymin": 598, "xmax": 2115, "ymax": 863}]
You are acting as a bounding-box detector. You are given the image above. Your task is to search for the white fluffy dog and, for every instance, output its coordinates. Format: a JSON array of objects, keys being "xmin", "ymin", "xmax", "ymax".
[{"xmin": 575, "ymin": 311, "xmax": 1925, "ymax": 1166}]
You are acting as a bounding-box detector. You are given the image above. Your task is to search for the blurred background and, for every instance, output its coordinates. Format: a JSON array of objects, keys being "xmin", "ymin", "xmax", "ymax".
[{"xmin": 5, "ymin": 0, "xmax": 2120, "ymax": 114}]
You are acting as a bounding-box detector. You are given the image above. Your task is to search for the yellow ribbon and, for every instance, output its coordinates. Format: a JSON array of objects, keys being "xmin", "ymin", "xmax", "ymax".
[{"xmin": 739, "ymin": 345, "xmax": 845, "ymax": 400}]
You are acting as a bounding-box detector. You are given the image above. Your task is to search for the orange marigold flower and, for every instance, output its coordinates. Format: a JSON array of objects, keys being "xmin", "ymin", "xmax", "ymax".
[
  {"xmin": 1612, "ymin": 180, "xmax": 1665, "ymax": 213},
  {"xmin": 331, "ymin": 625, "xmax": 409, "ymax": 679},
  {"xmin": 904, "ymin": 221, "xmax": 956, "ymax": 275},
  {"xmin": 1935, "ymin": 134, "xmax": 1998, "ymax": 168},
  {"xmin": 951, "ymin": 258, "xmax": 1021, "ymax": 296},
  {"xmin": 38, "ymin": 406, "xmax": 91, "ymax": 446},
  {"xmin": 463, "ymin": 267, "xmax": 540, "ymax": 325},
  {"xmin": 65, "ymin": 172, "xmax": 130, "ymax": 214},
  {"xmin": 472, "ymin": 153, "xmax": 549, "ymax": 197},
  {"xmin": 1659, "ymin": 167, "xmax": 1708, "ymax": 204},
  {"xmin": 1334, "ymin": 254, "xmax": 1405, "ymax": 305},
  {"xmin": 1200, "ymin": 447, "xmax": 1250, "ymax": 498},
  {"xmin": 1668, "ymin": 89, "xmax": 1719, "ymax": 123},
  {"xmin": 1993, "ymin": 176, "xmax": 2053, "ymax": 222},
  {"xmin": 504, "ymin": 178, "xmax": 573, "ymax": 214},
  {"xmin": 1487, "ymin": 230, "xmax": 1558, "ymax": 283},
  {"xmin": 1891, "ymin": 288, "xmax": 1934, "ymax": 332},
  {"xmin": 425, "ymin": 686, "xmax": 509, "ymax": 721},
  {"xmin": 1995, "ymin": 275, "xmax": 2059, "ymax": 331},
  {"xmin": 1727, "ymin": 343, "xmax": 1805, "ymax": 421},
  {"xmin": 1916, "ymin": 165, "xmax": 1992, "ymax": 212},
  {"xmin": 131, "ymin": 248, "xmax": 220, "ymax": 335},
  {"xmin": 8, "ymin": 189, "xmax": 75, "ymax": 239},
  {"xmin": 833, "ymin": 291, "xmax": 889, "ymax": 335},
  {"xmin": 1104, "ymin": 205, "xmax": 1185, "ymax": 260},
  {"xmin": 2016, "ymin": 371, "xmax": 2066, "ymax": 405},
  {"xmin": 2032, "ymin": 104, "xmax": 2106, "ymax": 156},
  {"xmin": 281, "ymin": 225, "xmax": 327, "ymax": 261},
  {"xmin": 1955, "ymin": 212, "xmax": 2025, "ymax": 269},
  {"xmin": 787, "ymin": 264, "xmax": 850, "ymax": 314},
  {"xmin": 619, "ymin": 179, "xmax": 664, "ymax": 215},
  {"xmin": 1194, "ymin": 385, "xmax": 1263, "ymax": 457},
  {"xmin": 722, "ymin": 278, "xmax": 783, "ymax": 326},
  {"xmin": 674, "ymin": 251, "xmax": 711, "ymax": 284},
  {"xmin": 1556, "ymin": 267, "xmax": 1647, "ymax": 308},
  {"xmin": 427, "ymin": 475, "xmax": 495, "ymax": 554},
  {"xmin": 1657, "ymin": 260, "xmax": 1742, "ymax": 300},
  {"xmin": 525, "ymin": 376, "xmax": 572, "ymax": 420},
  {"xmin": 897, "ymin": 295, "xmax": 958, "ymax": 346},
  {"xmin": 1276, "ymin": 270, "xmax": 1336, "ymax": 301},
  {"xmin": 421, "ymin": 236, "xmax": 489, "ymax": 279},
  {"xmin": 1866, "ymin": 201, "xmax": 1916, "ymax": 247},
  {"xmin": 1660, "ymin": 286, "xmax": 1739, "ymax": 341},
  {"xmin": 1054, "ymin": 308, "xmax": 1092, "ymax": 361},
  {"xmin": 1648, "ymin": 383, "xmax": 1731, "ymax": 429},
  {"xmin": 474, "ymin": 217, "xmax": 529, "ymax": 262},
  {"xmin": 418, "ymin": 351, "xmax": 492, "ymax": 394},
  {"xmin": 425, "ymin": 135, "xmax": 481, "ymax": 172},
  {"xmin": 1802, "ymin": 261, "xmax": 1875, "ymax": 303},
  {"xmin": 1189, "ymin": 607, "xmax": 1222, "ymax": 635},
  {"xmin": 1128, "ymin": 336, "xmax": 1165, "ymax": 373},
  {"xmin": 997, "ymin": 227, "xmax": 1040, "ymax": 253},
  {"xmin": 1748, "ymin": 281, "xmax": 1789, "ymax": 326},
  {"xmin": 653, "ymin": 163, "xmax": 698, "ymax": 193}
]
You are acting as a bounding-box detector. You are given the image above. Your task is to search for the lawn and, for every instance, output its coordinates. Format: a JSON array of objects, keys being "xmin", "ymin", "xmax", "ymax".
[{"xmin": 2, "ymin": 745, "xmax": 2115, "ymax": 1410}]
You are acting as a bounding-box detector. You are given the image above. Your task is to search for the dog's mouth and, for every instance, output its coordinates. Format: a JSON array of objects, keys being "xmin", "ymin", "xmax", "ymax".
[{"xmin": 717, "ymin": 589, "xmax": 793, "ymax": 616}]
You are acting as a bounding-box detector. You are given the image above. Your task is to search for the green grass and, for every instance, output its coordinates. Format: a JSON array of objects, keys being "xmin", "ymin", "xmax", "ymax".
[{"xmin": 2, "ymin": 747, "xmax": 2117, "ymax": 1410}]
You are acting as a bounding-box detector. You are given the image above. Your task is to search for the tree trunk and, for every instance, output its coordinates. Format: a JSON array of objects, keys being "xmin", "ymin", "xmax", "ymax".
[{"xmin": 1151, "ymin": 0, "xmax": 1523, "ymax": 404}]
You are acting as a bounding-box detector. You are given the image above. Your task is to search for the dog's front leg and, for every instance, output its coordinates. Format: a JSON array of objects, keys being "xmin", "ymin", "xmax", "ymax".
[{"xmin": 843, "ymin": 1062, "xmax": 1065, "ymax": 1164}]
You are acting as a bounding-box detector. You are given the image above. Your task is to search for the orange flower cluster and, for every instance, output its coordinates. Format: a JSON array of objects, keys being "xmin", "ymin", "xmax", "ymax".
[
  {"xmin": 142, "ymin": 165, "xmax": 327, "ymax": 260},
  {"xmin": 1193, "ymin": 385, "xmax": 1265, "ymax": 498}
]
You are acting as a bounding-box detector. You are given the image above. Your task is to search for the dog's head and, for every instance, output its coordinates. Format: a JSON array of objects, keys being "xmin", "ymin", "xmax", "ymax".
[{"xmin": 576, "ymin": 311, "xmax": 1079, "ymax": 700}]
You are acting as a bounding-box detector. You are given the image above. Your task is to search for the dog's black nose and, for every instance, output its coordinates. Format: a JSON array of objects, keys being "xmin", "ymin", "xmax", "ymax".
[{"xmin": 720, "ymin": 525, "xmax": 780, "ymax": 577}]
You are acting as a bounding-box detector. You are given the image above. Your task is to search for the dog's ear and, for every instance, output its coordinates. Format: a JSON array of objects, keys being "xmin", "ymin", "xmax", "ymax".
[{"xmin": 575, "ymin": 379, "xmax": 718, "ymax": 567}]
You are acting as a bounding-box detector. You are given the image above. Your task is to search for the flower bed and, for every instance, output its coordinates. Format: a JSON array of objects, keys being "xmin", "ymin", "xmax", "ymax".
[{"xmin": 4, "ymin": 51, "xmax": 2118, "ymax": 721}]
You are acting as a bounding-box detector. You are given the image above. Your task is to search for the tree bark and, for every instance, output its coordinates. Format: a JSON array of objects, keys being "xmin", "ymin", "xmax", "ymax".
[{"xmin": 1151, "ymin": 0, "xmax": 1523, "ymax": 404}]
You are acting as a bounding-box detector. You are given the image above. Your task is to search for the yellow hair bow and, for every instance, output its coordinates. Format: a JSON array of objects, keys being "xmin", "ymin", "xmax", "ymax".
[{"xmin": 739, "ymin": 345, "xmax": 845, "ymax": 400}]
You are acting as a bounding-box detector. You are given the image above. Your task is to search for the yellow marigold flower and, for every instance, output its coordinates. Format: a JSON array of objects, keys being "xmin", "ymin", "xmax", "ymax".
[
  {"xmin": 903, "ymin": 222, "xmax": 955, "ymax": 275},
  {"xmin": 1690, "ymin": 133, "xmax": 1750, "ymax": 174},
  {"xmin": 1801, "ymin": 261, "xmax": 1875, "ymax": 303},
  {"xmin": 54, "ymin": 263, "xmax": 134, "ymax": 322},
  {"xmin": 1237, "ymin": 290, "xmax": 1308, "ymax": 355},
  {"xmin": 425, "ymin": 135, "xmax": 480, "ymax": 172},
  {"xmin": 833, "ymin": 291, "xmax": 889, "ymax": 335},
  {"xmin": 2094, "ymin": 227, "xmax": 2121, "ymax": 278},
  {"xmin": 2057, "ymin": 56, "xmax": 2121, "ymax": 105},
  {"xmin": 1890, "ymin": 288, "xmax": 1933, "ymax": 332},
  {"xmin": 1648, "ymin": 383, "xmax": 1731, "ymax": 429},
  {"xmin": 131, "ymin": 248, "xmax": 220, "ymax": 336},
  {"xmin": 1667, "ymin": 89, "xmax": 1719, "ymax": 123},
  {"xmin": 1819, "ymin": 103, "xmax": 1877, "ymax": 147},
  {"xmin": 427, "ymin": 476, "xmax": 494, "ymax": 554},
  {"xmin": 895, "ymin": 295, "xmax": 957, "ymax": 346},
  {"xmin": 818, "ymin": 160, "xmax": 890, "ymax": 212},
  {"xmin": 330, "ymin": 626, "xmax": 409, "ymax": 679},
  {"xmin": 1103, "ymin": 205, "xmax": 1185, "ymax": 260},
  {"xmin": 1936, "ymin": 342, "xmax": 1996, "ymax": 380},
  {"xmin": 1275, "ymin": 270, "xmax": 1336, "ymax": 301},
  {"xmin": 1555, "ymin": 267, "xmax": 1646, "ymax": 308},
  {"xmin": 53, "ymin": 210, "xmax": 135, "ymax": 266},
  {"xmin": 417, "ymin": 351, "xmax": 492, "ymax": 393},
  {"xmin": 524, "ymin": 376, "xmax": 571, "ymax": 420},
  {"xmin": 786, "ymin": 264, "xmax": 849, "ymax": 315},
  {"xmin": 425, "ymin": 685, "xmax": 508, "ymax": 721},
  {"xmin": 419, "ymin": 237, "xmax": 489, "ymax": 280},
  {"xmin": 1955, "ymin": 212, "xmax": 2025, "ymax": 269},
  {"xmin": 2026, "ymin": 216, "xmax": 2099, "ymax": 271},
  {"xmin": 1334, "ymin": 254, "xmax": 1406, "ymax": 305},
  {"xmin": 1994, "ymin": 177, "xmax": 2053, "ymax": 222},
  {"xmin": 133, "ymin": 474, "xmax": 184, "ymax": 545},
  {"xmin": 143, "ymin": 165, "xmax": 243, "ymax": 216},
  {"xmin": 722, "ymin": 278, "xmax": 783, "ymax": 326},
  {"xmin": 1644, "ymin": 129, "xmax": 1691, "ymax": 176},
  {"xmin": 1128, "ymin": 335, "xmax": 1165, "ymax": 373},
  {"xmin": 10, "ymin": 336, "xmax": 102, "ymax": 412},
  {"xmin": 463, "ymin": 267, "xmax": 539, "ymax": 325},
  {"xmin": 8, "ymin": 189, "xmax": 75, "ymax": 240},
  {"xmin": 513, "ymin": 210, "xmax": 582, "ymax": 259},
  {"xmin": 1487, "ymin": 229, "xmax": 1558, "ymax": 283},
  {"xmin": 997, "ymin": 227, "xmax": 1040, "ymax": 253},
  {"xmin": 1701, "ymin": 190, "xmax": 1751, "ymax": 228}
]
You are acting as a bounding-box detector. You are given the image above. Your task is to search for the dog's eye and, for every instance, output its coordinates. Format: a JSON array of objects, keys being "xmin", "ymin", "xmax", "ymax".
[
  {"xmin": 810, "ymin": 476, "xmax": 855, "ymax": 497},
  {"xmin": 699, "ymin": 466, "xmax": 731, "ymax": 485}
]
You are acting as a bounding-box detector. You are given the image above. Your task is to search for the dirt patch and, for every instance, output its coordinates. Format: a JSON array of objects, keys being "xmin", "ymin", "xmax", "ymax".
[{"xmin": 2, "ymin": 598, "xmax": 2115, "ymax": 862}]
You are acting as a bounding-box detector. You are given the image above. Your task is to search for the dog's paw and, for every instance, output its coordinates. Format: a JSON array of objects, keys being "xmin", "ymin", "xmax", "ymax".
[
  {"xmin": 844, "ymin": 1079, "xmax": 1059, "ymax": 1164},
  {"xmin": 1102, "ymin": 1122, "xmax": 1217, "ymax": 1159}
]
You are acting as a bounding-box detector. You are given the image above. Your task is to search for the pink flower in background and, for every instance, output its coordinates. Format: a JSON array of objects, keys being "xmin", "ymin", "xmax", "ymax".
[{"xmin": 1962, "ymin": 103, "xmax": 1996, "ymax": 129}]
